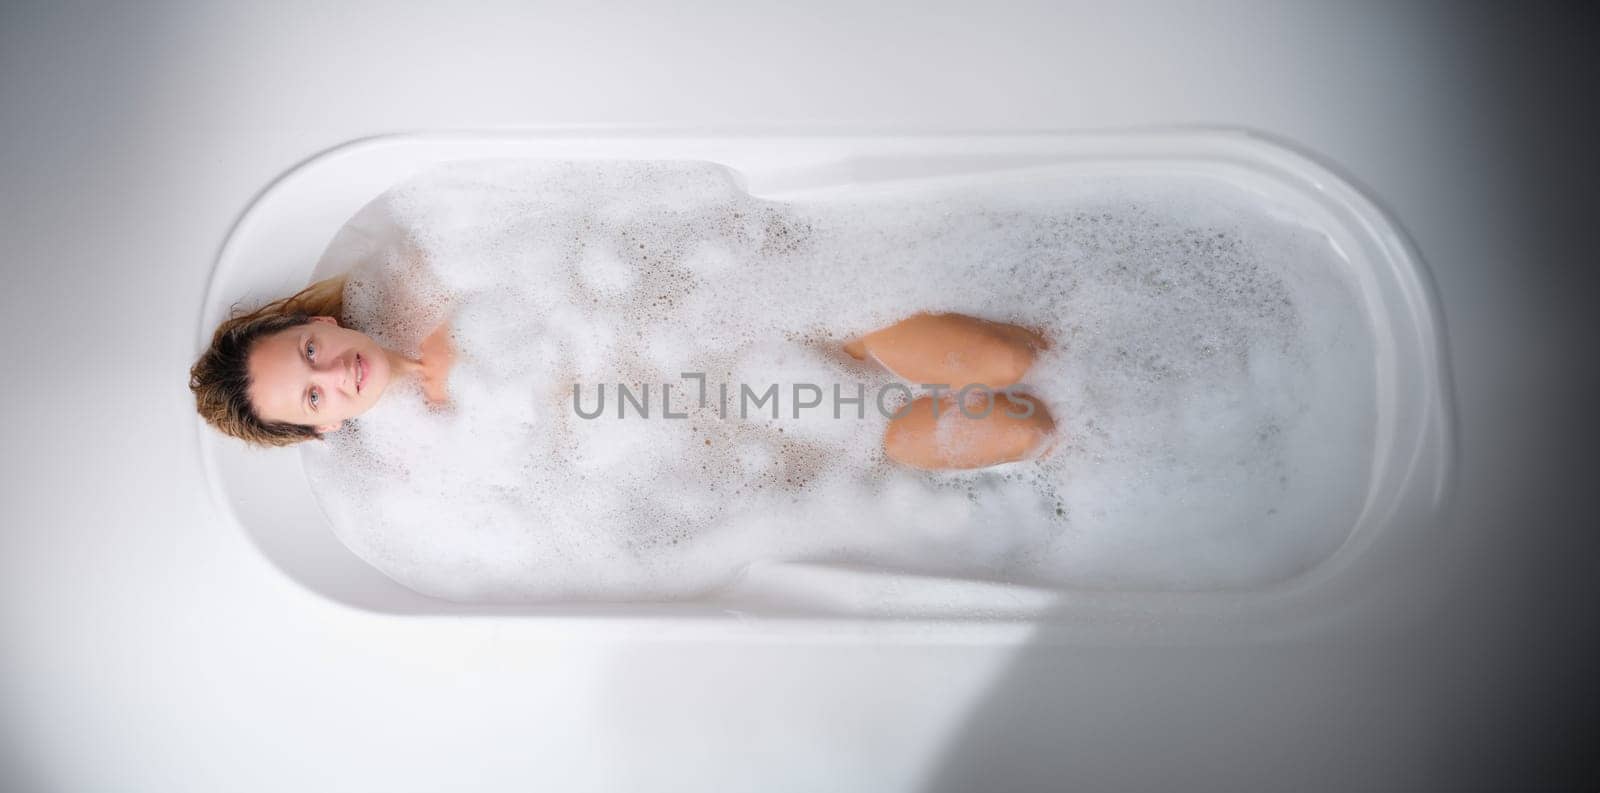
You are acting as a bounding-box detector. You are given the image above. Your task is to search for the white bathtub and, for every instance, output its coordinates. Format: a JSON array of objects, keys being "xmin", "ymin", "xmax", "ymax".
[{"xmin": 196, "ymin": 128, "xmax": 1454, "ymax": 642}]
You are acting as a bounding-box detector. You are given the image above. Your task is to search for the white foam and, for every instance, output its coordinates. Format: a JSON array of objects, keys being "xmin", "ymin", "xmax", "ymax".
[{"xmin": 300, "ymin": 159, "xmax": 1376, "ymax": 602}]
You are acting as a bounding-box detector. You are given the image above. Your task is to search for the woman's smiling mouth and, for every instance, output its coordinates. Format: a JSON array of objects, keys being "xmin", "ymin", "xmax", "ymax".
[{"xmin": 355, "ymin": 353, "xmax": 365, "ymax": 393}]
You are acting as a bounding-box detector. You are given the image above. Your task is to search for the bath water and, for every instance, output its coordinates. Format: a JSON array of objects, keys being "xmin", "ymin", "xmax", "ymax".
[{"xmin": 299, "ymin": 160, "xmax": 1375, "ymax": 602}]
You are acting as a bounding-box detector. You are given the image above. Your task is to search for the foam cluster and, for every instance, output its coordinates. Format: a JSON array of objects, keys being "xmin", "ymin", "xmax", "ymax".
[{"xmin": 299, "ymin": 160, "xmax": 1376, "ymax": 602}]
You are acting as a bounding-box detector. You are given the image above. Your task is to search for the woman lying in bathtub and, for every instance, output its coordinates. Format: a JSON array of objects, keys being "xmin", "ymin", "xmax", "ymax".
[{"xmin": 189, "ymin": 274, "xmax": 1058, "ymax": 471}]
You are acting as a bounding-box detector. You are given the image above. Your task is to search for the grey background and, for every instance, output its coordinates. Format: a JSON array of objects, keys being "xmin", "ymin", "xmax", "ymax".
[{"xmin": 1, "ymin": 1, "xmax": 1594, "ymax": 791}]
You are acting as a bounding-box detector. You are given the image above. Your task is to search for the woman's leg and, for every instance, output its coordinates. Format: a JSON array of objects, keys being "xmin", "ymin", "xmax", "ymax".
[
  {"xmin": 844, "ymin": 312, "xmax": 1048, "ymax": 391},
  {"xmin": 847, "ymin": 312, "xmax": 1057, "ymax": 470},
  {"xmin": 883, "ymin": 392, "xmax": 1057, "ymax": 470}
]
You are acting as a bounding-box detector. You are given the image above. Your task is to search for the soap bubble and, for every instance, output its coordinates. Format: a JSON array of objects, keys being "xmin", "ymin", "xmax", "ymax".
[{"xmin": 302, "ymin": 160, "xmax": 1376, "ymax": 603}]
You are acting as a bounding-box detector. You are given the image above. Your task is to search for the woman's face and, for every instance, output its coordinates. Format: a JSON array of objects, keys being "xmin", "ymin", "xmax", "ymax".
[{"xmin": 247, "ymin": 316, "xmax": 394, "ymax": 434}]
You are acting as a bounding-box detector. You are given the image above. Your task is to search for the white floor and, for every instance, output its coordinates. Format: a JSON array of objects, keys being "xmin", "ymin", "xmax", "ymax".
[{"xmin": 2, "ymin": 2, "xmax": 1590, "ymax": 791}]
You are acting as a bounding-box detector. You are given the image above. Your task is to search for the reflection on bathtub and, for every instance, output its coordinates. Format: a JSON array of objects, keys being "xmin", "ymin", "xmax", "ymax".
[{"xmin": 296, "ymin": 159, "xmax": 1375, "ymax": 603}]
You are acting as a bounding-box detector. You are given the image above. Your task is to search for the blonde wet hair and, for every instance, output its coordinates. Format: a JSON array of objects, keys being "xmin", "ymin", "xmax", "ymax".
[{"xmin": 189, "ymin": 275, "xmax": 348, "ymax": 447}]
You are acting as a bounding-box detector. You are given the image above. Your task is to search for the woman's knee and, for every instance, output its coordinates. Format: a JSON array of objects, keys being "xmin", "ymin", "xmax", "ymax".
[
  {"xmin": 848, "ymin": 313, "xmax": 1045, "ymax": 390},
  {"xmin": 883, "ymin": 393, "xmax": 1056, "ymax": 471}
]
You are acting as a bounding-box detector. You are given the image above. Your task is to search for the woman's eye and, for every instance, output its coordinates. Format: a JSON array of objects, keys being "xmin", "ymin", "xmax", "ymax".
[
  {"xmin": 309, "ymin": 388, "xmax": 320, "ymax": 409},
  {"xmin": 306, "ymin": 340, "xmax": 316, "ymax": 360}
]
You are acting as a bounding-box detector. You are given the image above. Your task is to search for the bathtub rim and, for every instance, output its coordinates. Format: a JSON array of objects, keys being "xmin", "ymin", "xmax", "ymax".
[{"xmin": 194, "ymin": 124, "xmax": 1458, "ymax": 642}]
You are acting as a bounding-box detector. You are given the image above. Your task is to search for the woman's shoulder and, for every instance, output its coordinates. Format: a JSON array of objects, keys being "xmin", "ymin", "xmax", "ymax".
[{"xmin": 418, "ymin": 320, "xmax": 457, "ymax": 407}]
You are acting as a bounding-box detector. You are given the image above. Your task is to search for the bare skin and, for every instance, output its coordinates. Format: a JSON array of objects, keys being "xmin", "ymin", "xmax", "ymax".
[
  {"xmin": 844, "ymin": 312, "xmax": 1058, "ymax": 471},
  {"xmin": 246, "ymin": 316, "xmax": 456, "ymax": 434},
  {"xmin": 416, "ymin": 322, "xmax": 457, "ymax": 406},
  {"xmin": 247, "ymin": 307, "xmax": 1045, "ymax": 471},
  {"xmin": 884, "ymin": 393, "xmax": 1057, "ymax": 471},
  {"xmin": 393, "ymin": 311, "xmax": 1053, "ymax": 471}
]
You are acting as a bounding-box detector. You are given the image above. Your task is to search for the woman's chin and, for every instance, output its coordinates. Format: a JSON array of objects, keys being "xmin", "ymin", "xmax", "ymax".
[{"xmin": 366, "ymin": 380, "xmax": 399, "ymax": 410}]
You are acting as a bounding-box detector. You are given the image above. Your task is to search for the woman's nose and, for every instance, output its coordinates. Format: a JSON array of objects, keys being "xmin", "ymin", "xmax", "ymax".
[{"xmin": 315, "ymin": 356, "xmax": 353, "ymax": 393}]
